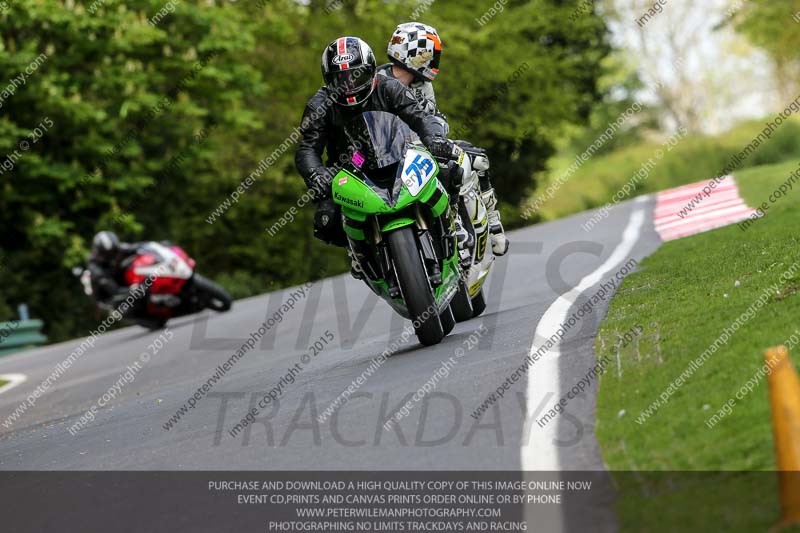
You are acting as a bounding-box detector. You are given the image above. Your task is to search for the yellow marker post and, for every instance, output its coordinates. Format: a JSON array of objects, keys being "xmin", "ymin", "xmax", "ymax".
[{"xmin": 766, "ymin": 345, "xmax": 800, "ymax": 528}]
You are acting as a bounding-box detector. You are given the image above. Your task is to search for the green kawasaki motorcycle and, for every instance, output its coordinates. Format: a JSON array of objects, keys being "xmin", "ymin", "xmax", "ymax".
[{"xmin": 331, "ymin": 111, "xmax": 494, "ymax": 346}]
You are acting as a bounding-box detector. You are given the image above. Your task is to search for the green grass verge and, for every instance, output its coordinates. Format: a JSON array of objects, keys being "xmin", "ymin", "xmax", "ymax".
[
  {"xmin": 532, "ymin": 118, "xmax": 800, "ymax": 221},
  {"xmin": 593, "ymin": 160, "xmax": 800, "ymax": 531},
  {"xmin": 0, "ymin": 379, "xmax": 7, "ymax": 388}
]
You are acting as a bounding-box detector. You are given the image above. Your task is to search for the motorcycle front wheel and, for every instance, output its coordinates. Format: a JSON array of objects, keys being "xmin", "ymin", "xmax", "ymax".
[
  {"xmin": 387, "ymin": 227, "xmax": 445, "ymax": 346},
  {"xmin": 193, "ymin": 274, "xmax": 233, "ymax": 312}
]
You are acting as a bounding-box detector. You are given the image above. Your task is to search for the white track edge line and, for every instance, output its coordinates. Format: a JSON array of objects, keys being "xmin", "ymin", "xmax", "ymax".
[
  {"xmin": 521, "ymin": 196, "xmax": 648, "ymax": 471},
  {"xmin": 0, "ymin": 373, "xmax": 28, "ymax": 395}
]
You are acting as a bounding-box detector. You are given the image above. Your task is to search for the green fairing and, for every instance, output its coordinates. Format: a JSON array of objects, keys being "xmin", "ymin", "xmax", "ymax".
[
  {"xmin": 333, "ymin": 166, "xmax": 442, "ymax": 241},
  {"xmin": 332, "ymin": 170, "xmax": 388, "ymax": 216},
  {"xmin": 332, "ymin": 163, "xmax": 457, "ymax": 315},
  {"xmin": 343, "ymin": 225, "xmax": 365, "ymax": 240},
  {"xmin": 430, "ymin": 187, "xmax": 449, "ymax": 217},
  {"xmin": 332, "ymin": 168, "xmax": 440, "ymax": 217},
  {"xmin": 381, "ymin": 218, "xmax": 415, "ymax": 233},
  {"xmin": 435, "ymin": 256, "xmax": 459, "ymax": 303},
  {"xmin": 368, "ymin": 256, "xmax": 458, "ymax": 320}
]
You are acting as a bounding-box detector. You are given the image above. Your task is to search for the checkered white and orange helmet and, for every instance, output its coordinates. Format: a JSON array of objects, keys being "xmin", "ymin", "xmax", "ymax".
[{"xmin": 387, "ymin": 22, "xmax": 442, "ymax": 82}]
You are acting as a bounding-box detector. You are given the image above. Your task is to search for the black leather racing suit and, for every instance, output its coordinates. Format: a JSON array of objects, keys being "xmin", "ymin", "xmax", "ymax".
[
  {"xmin": 295, "ymin": 75, "xmax": 449, "ymax": 246},
  {"xmin": 87, "ymin": 243, "xmax": 145, "ymax": 310}
]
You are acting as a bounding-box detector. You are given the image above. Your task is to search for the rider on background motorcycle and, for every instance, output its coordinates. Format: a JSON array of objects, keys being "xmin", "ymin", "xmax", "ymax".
[
  {"xmin": 294, "ymin": 36, "xmax": 469, "ymax": 276},
  {"xmin": 87, "ymin": 231, "xmax": 167, "ymax": 328},
  {"xmin": 86, "ymin": 231, "xmax": 231, "ymax": 328},
  {"xmin": 87, "ymin": 231, "xmax": 142, "ymax": 306},
  {"xmin": 379, "ymin": 22, "xmax": 509, "ymax": 256}
]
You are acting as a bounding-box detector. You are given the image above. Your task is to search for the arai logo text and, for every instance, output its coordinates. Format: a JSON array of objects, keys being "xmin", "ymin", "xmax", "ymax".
[{"xmin": 332, "ymin": 54, "xmax": 355, "ymax": 65}]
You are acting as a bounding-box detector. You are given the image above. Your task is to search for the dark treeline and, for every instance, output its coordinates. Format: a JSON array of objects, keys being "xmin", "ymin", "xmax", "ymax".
[{"xmin": 0, "ymin": 0, "xmax": 610, "ymax": 342}]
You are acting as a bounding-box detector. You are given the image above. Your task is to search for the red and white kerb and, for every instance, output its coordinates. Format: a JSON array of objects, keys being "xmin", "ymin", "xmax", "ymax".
[{"xmin": 653, "ymin": 177, "xmax": 758, "ymax": 241}]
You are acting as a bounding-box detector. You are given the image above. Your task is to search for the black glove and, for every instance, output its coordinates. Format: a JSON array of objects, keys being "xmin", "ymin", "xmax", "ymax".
[
  {"xmin": 427, "ymin": 136, "xmax": 463, "ymax": 161},
  {"xmin": 440, "ymin": 160, "xmax": 464, "ymax": 196},
  {"xmin": 307, "ymin": 167, "xmax": 336, "ymax": 201}
]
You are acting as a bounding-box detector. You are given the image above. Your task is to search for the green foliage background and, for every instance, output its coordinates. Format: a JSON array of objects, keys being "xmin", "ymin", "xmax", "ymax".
[
  {"xmin": 735, "ymin": 0, "xmax": 800, "ymax": 79},
  {"xmin": 0, "ymin": 0, "xmax": 611, "ymax": 342}
]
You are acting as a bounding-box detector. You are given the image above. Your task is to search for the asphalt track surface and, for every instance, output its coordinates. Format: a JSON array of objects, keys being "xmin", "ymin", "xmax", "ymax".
[{"xmin": 0, "ymin": 196, "xmax": 662, "ymax": 531}]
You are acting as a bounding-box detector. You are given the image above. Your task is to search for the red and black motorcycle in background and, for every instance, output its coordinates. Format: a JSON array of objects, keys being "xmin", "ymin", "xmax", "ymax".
[{"xmin": 78, "ymin": 242, "xmax": 232, "ymax": 329}]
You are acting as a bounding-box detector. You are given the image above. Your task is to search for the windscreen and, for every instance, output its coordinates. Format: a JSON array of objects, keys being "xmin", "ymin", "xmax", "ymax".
[{"xmin": 344, "ymin": 111, "xmax": 420, "ymax": 172}]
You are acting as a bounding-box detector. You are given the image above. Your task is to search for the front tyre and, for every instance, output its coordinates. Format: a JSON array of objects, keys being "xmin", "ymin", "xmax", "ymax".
[
  {"xmin": 193, "ymin": 274, "xmax": 233, "ymax": 312},
  {"xmin": 387, "ymin": 227, "xmax": 444, "ymax": 346},
  {"xmin": 136, "ymin": 318, "xmax": 167, "ymax": 331}
]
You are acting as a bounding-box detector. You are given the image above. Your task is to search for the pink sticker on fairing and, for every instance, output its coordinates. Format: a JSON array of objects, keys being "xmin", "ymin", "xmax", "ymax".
[{"xmin": 352, "ymin": 151, "xmax": 365, "ymax": 168}]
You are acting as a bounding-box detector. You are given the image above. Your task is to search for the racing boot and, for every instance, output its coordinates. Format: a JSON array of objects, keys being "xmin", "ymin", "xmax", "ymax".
[{"xmin": 481, "ymin": 188, "xmax": 509, "ymax": 256}]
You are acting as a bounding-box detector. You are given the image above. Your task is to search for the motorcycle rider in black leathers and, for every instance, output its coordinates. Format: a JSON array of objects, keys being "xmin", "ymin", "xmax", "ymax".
[
  {"xmin": 87, "ymin": 231, "xmax": 140, "ymax": 305},
  {"xmin": 87, "ymin": 231, "xmax": 161, "ymax": 327},
  {"xmin": 294, "ymin": 36, "xmax": 468, "ymax": 276}
]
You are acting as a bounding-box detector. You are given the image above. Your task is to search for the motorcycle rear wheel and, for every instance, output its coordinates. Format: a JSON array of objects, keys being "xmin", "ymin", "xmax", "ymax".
[
  {"xmin": 471, "ymin": 287, "xmax": 487, "ymax": 318},
  {"xmin": 451, "ymin": 279, "xmax": 474, "ymax": 322},
  {"xmin": 387, "ymin": 227, "xmax": 445, "ymax": 346}
]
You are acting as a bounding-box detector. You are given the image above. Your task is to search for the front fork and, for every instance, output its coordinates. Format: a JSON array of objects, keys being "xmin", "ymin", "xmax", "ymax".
[
  {"xmin": 349, "ymin": 189, "xmax": 466, "ymax": 299},
  {"xmin": 346, "ymin": 220, "xmax": 403, "ymax": 299}
]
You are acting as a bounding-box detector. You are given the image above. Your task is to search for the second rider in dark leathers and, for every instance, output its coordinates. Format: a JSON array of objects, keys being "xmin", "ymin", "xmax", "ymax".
[{"xmin": 294, "ymin": 36, "xmax": 467, "ymax": 275}]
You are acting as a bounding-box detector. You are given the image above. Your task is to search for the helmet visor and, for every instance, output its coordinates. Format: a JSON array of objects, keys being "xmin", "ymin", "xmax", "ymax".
[{"xmin": 327, "ymin": 66, "xmax": 374, "ymax": 97}]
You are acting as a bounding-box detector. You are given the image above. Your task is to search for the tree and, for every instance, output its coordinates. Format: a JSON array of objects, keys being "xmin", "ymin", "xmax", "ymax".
[
  {"xmin": 416, "ymin": 0, "xmax": 611, "ymax": 217},
  {"xmin": 605, "ymin": 0, "xmax": 773, "ymax": 134},
  {"xmin": 0, "ymin": 0, "xmax": 612, "ymax": 342},
  {"xmin": 734, "ymin": 0, "xmax": 800, "ymax": 102},
  {"xmin": 0, "ymin": 1, "xmax": 268, "ymax": 339}
]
